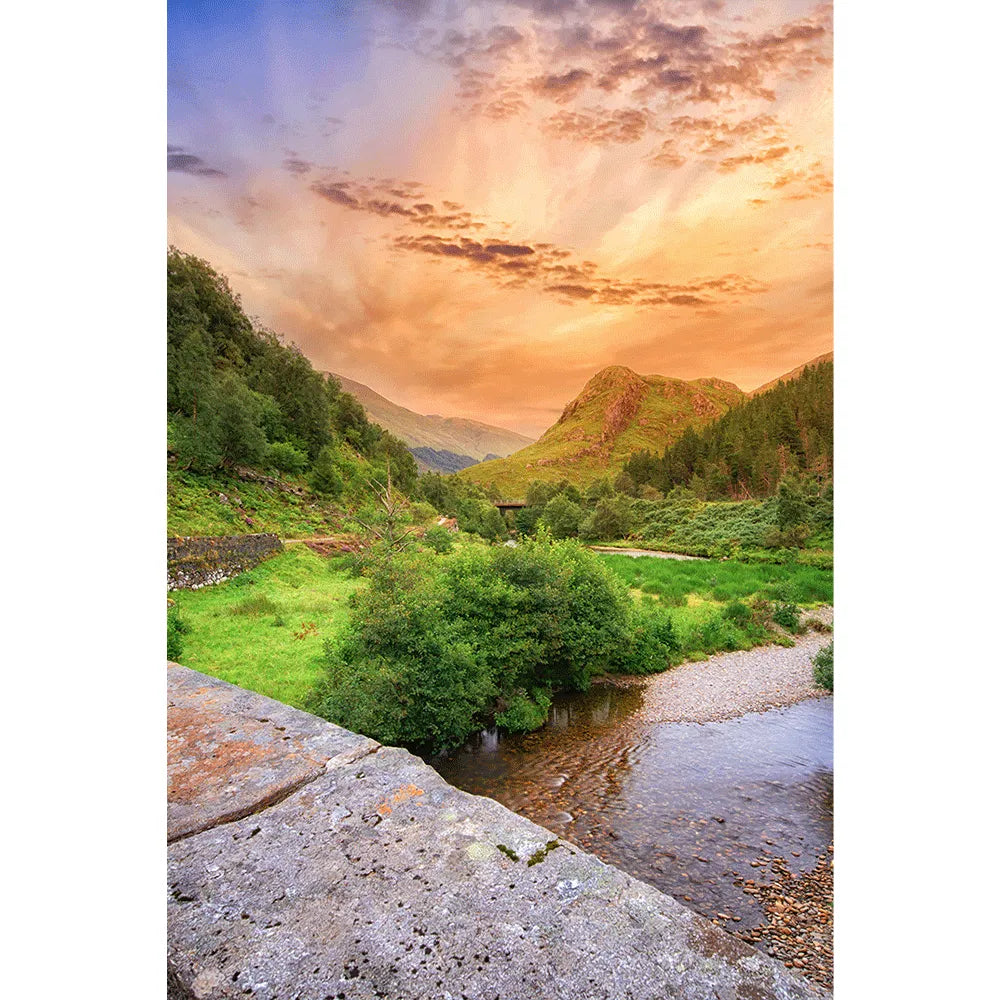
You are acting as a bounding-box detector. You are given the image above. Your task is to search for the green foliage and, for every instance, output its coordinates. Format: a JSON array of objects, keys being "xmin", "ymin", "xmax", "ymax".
[
  {"xmin": 167, "ymin": 248, "xmax": 417, "ymax": 498},
  {"xmin": 167, "ymin": 605, "xmax": 190, "ymax": 661},
  {"xmin": 812, "ymin": 641, "xmax": 833, "ymax": 691},
  {"xmin": 309, "ymin": 444, "xmax": 344, "ymax": 497},
  {"xmin": 423, "ymin": 525, "xmax": 454, "ymax": 554},
  {"xmin": 623, "ymin": 360, "xmax": 832, "ymax": 500},
  {"xmin": 313, "ymin": 555, "xmax": 494, "ymax": 752},
  {"xmin": 722, "ymin": 600, "xmax": 753, "ymax": 625},
  {"xmin": 313, "ymin": 539, "xmax": 676, "ymax": 749},
  {"xmin": 772, "ymin": 600, "xmax": 802, "ymax": 633},
  {"xmin": 266, "ymin": 441, "xmax": 309, "ymax": 475},
  {"xmin": 539, "ymin": 494, "xmax": 583, "ymax": 539},
  {"xmin": 620, "ymin": 604, "xmax": 681, "ymax": 674},
  {"xmin": 495, "ymin": 690, "xmax": 552, "ymax": 733},
  {"xmin": 580, "ymin": 496, "xmax": 633, "ymax": 540}
]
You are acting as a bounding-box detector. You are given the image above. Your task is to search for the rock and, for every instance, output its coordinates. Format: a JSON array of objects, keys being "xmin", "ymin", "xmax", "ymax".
[{"xmin": 168, "ymin": 664, "xmax": 826, "ymax": 1000}]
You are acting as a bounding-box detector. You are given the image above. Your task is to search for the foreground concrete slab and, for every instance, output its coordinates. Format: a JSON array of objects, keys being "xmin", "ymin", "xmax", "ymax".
[{"xmin": 167, "ymin": 664, "xmax": 826, "ymax": 999}]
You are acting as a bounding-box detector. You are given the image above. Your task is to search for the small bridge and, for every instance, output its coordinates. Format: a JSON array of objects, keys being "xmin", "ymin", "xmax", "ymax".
[{"xmin": 494, "ymin": 501, "xmax": 527, "ymax": 513}]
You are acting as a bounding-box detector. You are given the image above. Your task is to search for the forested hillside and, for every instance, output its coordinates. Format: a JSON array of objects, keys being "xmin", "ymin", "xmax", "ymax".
[
  {"xmin": 623, "ymin": 360, "xmax": 832, "ymax": 500},
  {"xmin": 167, "ymin": 248, "xmax": 418, "ymax": 505}
]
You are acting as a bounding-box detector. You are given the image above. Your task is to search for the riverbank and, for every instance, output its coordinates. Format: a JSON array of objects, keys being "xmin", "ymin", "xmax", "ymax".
[{"xmin": 637, "ymin": 607, "xmax": 833, "ymax": 724}]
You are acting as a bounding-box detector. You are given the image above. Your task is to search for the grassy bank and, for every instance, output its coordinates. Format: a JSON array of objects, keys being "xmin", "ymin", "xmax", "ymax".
[
  {"xmin": 169, "ymin": 546, "xmax": 363, "ymax": 708},
  {"xmin": 598, "ymin": 553, "xmax": 832, "ymax": 606},
  {"xmin": 168, "ymin": 467, "xmax": 351, "ymax": 538},
  {"xmin": 170, "ymin": 541, "xmax": 831, "ymax": 723}
]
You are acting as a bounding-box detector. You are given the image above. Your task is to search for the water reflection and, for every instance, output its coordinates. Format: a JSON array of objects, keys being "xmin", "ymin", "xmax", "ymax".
[{"xmin": 429, "ymin": 686, "xmax": 832, "ymax": 929}]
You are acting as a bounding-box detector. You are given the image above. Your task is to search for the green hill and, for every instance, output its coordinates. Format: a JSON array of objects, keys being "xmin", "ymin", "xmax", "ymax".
[
  {"xmin": 331, "ymin": 373, "xmax": 533, "ymax": 472},
  {"xmin": 459, "ymin": 366, "xmax": 745, "ymax": 497}
]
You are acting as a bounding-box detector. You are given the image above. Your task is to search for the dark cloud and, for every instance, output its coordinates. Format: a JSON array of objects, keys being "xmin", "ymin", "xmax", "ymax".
[
  {"xmin": 167, "ymin": 149, "xmax": 226, "ymax": 178},
  {"xmin": 282, "ymin": 157, "xmax": 312, "ymax": 175},
  {"xmin": 530, "ymin": 67, "xmax": 592, "ymax": 102},
  {"xmin": 393, "ymin": 227, "xmax": 768, "ymax": 309},
  {"xmin": 311, "ymin": 177, "xmax": 483, "ymax": 230}
]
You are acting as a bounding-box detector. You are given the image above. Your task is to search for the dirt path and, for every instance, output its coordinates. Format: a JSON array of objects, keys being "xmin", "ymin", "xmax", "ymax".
[{"xmin": 638, "ymin": 606, "xmax": 833, "ymax": 724}]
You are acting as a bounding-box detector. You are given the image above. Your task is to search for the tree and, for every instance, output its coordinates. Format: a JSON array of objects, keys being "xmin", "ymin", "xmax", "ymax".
[
  {"xmin": 580, "ymin": 496, "xmax": 632, "ymax": 540},
  {"xmin": 539, "ymin": 494, "xmax": 583, "ymax": 539},
  {"xmin": 212, "ymin": 372, "xmax": 268, "ymax": 467}
]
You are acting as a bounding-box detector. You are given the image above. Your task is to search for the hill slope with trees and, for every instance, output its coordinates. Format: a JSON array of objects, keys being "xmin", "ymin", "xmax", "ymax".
[
  {"xmin": 623, "ymin": 359, "xmax": 832, "ymax": 500},
  {"xmin": 167, "ymin": 248, "xmax": 420, "ymax": 531}
]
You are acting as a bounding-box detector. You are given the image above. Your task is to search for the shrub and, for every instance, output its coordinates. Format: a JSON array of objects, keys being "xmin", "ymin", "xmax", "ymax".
[
  {"xmin": 167, "ymin": 605, "xmax": 190, "ymax": 660},
  {"xmin": 312, "ymin": 539, "xmax": 677, "ymax": 748},
  {"xmin": 579, "ymin": 496, "xmax": 633, "ymax": 541},
  {"xmin": 310, "ymin": 445, "xmax": 344, "ymax": 497},
  {"xmin": 772, "ymin": 600, "xmax": 802, "ymax": 633},
  {"xmin": 312, "ymin": 556, "xmax": 494, "ymax": 752},
  {"xmin": 619, "ymin": 604, "xmax": 680, "ymax": 674},
  {"xmin": 538, "ymin": 494, "xmax": 583, "ymax": 539},
  {"xmin": 266, "ymin": 441, "xmax": 309, "ymax": 475},
  {"xmin": 495, "ymin": 690, "xmax": 552, "ymax": 733},
  {"xmin": 812, "ymin": 641, "xmax": 833, "ymax": 691},
  {"xmin": 423, "ymin": 525, "xmax": 454, "ymax": 554}
]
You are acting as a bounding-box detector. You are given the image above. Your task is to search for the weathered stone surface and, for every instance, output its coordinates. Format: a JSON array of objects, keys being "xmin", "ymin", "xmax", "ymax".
[
  {"xmin": 167, "ymin": 665, "xmax": 826, "ymax": 1000},
  {"xmin": 168, "ymin": 664, "xmax": 376, "ymax": 842},
  {"xmin": 168, "ymin": 534, "xmax": 283, "ymax": 591}
]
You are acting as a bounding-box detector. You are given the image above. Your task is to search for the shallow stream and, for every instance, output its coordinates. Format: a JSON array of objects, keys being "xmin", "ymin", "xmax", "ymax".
[{"xmin": 428, "ymin": 686, "xmax": 832, "ymax": 929}]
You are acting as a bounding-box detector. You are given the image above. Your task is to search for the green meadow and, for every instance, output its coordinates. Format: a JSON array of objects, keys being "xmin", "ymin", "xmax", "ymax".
[{"xmin": 169, "ymin": 545, "xmax": 363, "ymax": 709}]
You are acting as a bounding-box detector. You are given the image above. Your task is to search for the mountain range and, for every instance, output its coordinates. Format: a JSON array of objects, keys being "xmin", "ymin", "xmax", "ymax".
[
  {"xmin": 329, "ymin": 374, "xmax": 533, "ymax": 473},
  {"xmin": 458, "ymin": 354, "xmax": 831, "ymax": 496}
]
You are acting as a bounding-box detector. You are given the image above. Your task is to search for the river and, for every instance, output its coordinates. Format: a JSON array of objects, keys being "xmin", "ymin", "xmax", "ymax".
[{"xmin": 427, "ymin": 684, "xmax": 832, "ymax": 974}]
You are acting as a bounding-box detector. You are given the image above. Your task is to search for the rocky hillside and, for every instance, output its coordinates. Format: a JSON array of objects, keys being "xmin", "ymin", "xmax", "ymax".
[
  {"xmin": 460, "ymin": 366, "xmax": 745, "ymax": 496},
  {"xmin": 331, "ymin": 374, "xmax": 533, "ymax": 472}
]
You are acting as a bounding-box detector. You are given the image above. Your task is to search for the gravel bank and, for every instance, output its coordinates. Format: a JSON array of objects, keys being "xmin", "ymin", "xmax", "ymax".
[
  {"xmin": 588, "ymin": 546, "xmax": 704, "ymax": 561},
  {"xmin": 639, "ymin": 607, "xmax": 833, "ymax": 724}
]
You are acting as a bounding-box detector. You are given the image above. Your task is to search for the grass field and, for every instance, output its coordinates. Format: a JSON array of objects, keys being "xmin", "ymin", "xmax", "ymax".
[
  {"xmin": 170, "ymin": 545, "xmax": 833, "ymax": 711},
  {"xmin": 598, "ymin": 553, "xmax": 833, "ymax": 606},
  {"xmin": 169, "ymin": 545, "xmax": 363, "ymax": 708},
  {"xmin": 600, "ymin": 553, "xmax": 832, "ymax": 661}
]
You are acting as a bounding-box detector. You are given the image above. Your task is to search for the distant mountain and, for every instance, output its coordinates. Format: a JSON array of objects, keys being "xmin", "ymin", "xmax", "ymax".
[
  {"xmin": 459, "ymin": 365, "xmax": 745, "ymax": 496},
  {"xmin": 750, "ymin": 351, "xmax": 833, "ymax": 397},
  {"xmin": 329, "ymin": 374, "xmax": 534, "ymax": 474}
]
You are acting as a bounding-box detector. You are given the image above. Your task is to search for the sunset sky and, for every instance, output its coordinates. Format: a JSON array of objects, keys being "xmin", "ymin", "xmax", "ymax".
[{"xmin": 168, "ymin": 0, "xmax": 832, "ymax": 438}]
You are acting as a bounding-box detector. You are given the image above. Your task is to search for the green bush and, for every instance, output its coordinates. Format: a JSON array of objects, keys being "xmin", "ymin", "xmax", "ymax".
[
  {"xmin": 495, "ymin": 690, "xmax": 552, "ymax": 733},
  {"xmin": 579, "ymin": 496, "xmax": 632, "ymax": 541},
  {"xmin": 312, "ymin": 556, "xmax": 494, "ymax": 752},
  {"xmin": 423, "ymin": 525, "xmax": 454, "ymax": 554},
  {"xmin": 619, "ymin": 604, "xmax": 680, "ymax": 674},
  {"xmin": 772, "ymin": 600, "xmax": 802, "ymax": 633},
  {"xmin": 312, "ymin": 539, "xmax": 677, "ymax": 749},
  {"xmin": 266, "ymin": 441, "xmax": 309, "ymax": 475},
  {"xmin": 812, "ymin": 641, "xmax": 833, "ymax": 691},
  {"xmin": 539, "ymin": 494, "xmax": 583, "ymax": 539},
  {"xmin": 167, "ymin": 605, "xmax": 190, "ymax": 660},
  {"xmin": 310, "ymin": 444, "xmax": 345, "ymax": 497}
]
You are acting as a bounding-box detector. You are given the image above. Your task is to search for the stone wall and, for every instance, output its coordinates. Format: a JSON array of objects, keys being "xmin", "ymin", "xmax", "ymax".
[
  {"xmin": 167, "ymin": 663, "xmax": 826, "ymax": 1000},
  {"xmin": 167, "ymin": 533, "xmax": 283, "ymax": 590}
]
